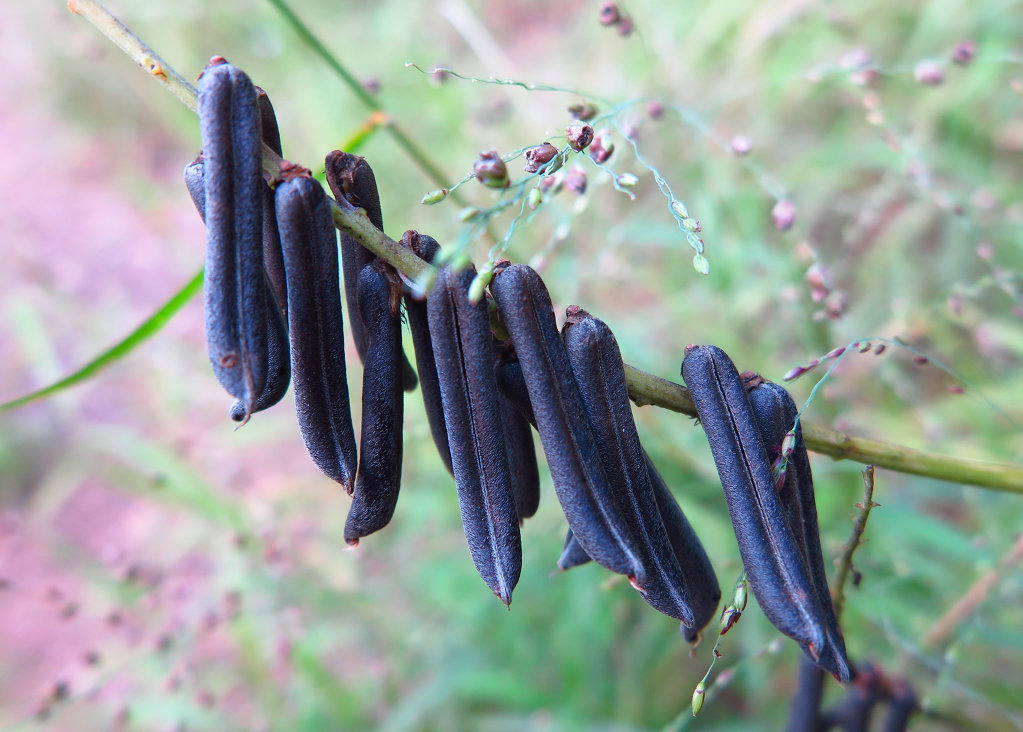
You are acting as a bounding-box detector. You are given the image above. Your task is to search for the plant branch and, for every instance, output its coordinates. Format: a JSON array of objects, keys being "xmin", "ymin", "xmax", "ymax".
[
  {"xmin": 65, "ymin": 0, "xmax": 1023, "ymax": 496},
  {"xmin": 831, "ymin": 466, "xmax": 878, "ymax": 621}
]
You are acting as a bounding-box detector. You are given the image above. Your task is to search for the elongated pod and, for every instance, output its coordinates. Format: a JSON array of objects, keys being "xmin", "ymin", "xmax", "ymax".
[
  {"xmin": 492, "ymin": 352, "xmax": 541, "ymax": 522},
  {"xmin": 749, "ymin": 380, "xmax": 851, "ymax": 683},
  {"xmin": 183, "ymin": 155, "xmax": 290, "ymax": 420},
  {"xmin": 879, "ymin": 681, "xmax": 917, "ymax": 732},
  {"xmin": 563, "ymin": 309, "xmax": 695, "ymax": 624},
  {"xmin": 344, "ymin": 262, "xmax": 405, "ymax": 544},
  {"xmin": 427, "ymin": 265, "xmax": 522, "ymax": 603},
  {"xmin": 490, "ymin": 264, "xmax": 642, "ymax": 579},
  {"xmin": 324, "ymin": 151, "xmax": 417, "ymax": 391},
  {"xmin": 785, "ymin": 657, "xmax": 827, "ymax": 732},
  {"xmin": 681, "ymin": 345, "xmax": 826, "ymax": 657},
  {"xmin": 819, "ymin": 663, "xmax": 882, "ymax": 731},
  {"xmin": 557, "ymin": 530, "xmax": 591, "ymax": 571},
  {"xmin": 198, "ymin": 59, "xmax": 267, "ymax": 414},
  {"xmin": 255, "ymin": 87, "xmax": 288, "ymax": 319},
  {"xmin": 275, "ymin": 173, "xmax": 357, "ymax": 491},
  {"xmin": 401, "ymin": 231, "xmax": 452, "ymax": 474}
]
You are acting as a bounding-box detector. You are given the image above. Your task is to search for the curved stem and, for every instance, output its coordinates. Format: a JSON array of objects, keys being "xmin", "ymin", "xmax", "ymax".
[{"xmin": 67, "ymin": 0, "xmax": 1023, "ymax": 495}]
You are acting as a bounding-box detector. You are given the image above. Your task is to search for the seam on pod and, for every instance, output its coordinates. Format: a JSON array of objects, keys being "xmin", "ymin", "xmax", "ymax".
[
  {"xmin": 563, "ymin": 309, "xmax": 696, "ymax": 625},
  {"xmin": 183, "ymin": 154, "xmax": 290, "ymax": 420},
  {"xmin": 255, "ymin": 87, "xmax": 288, "ymax": 320},
  {"xmin": 324, "ymin": 150, "xmax": 417, "ymax": 392},
  {"xmin": 402, "ymin": 231, "xmax": 452, "ymax": 474},
  {"xmin": 345, "ymin": 261, "xmax": 405, "ymax": 544},
  {"xmin": 749, "ymin": 379, "xmax": 851, "ymax": 683},
  {"xmin": 198, "ymin": 59, "xmax": 267, "ymax": 415},
  {"xmin": 427, "ymin": 265, "xmax": 521, "ymax": 603},
  {"xmin": 682, "ymin": 344, "xmax": 826, "ymax": 657},
  {"xmin": 493, "ymin": 352, "xmax": 542, "ymax": 522},
  {"xmin": 275, "ymin": 173, "xmax": 357, "ymax": 492},
  {"xmin": 490, "ymin": 264, "xmax": 642, "ymax": 579}
]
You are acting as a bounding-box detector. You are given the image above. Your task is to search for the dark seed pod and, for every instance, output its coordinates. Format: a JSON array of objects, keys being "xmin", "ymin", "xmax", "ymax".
[
  {"xmin": 879, "ymin": 680, "xmax": 917, "ymax": 732},
  {"xmin": 562, "ymin": 309, "xmax": 695, "ymax": 624},
  {"xmin": 324, "ymin": 150, "xmax": 417, "ymax": 392},
  {"xmin": 785, "ymin": 657, "xmax": 827, "ymax": 732},
  {"xmin": 427, "ymin": 265, "xmax": 521, "ymax": 603},
  {"xmin": 645, "ymin": 454, "xmax": 721, "ymax": 640},
  {"xmin": 495, "ymin": 358, "xmax": 536, "ymax": 425},
  {"xmin": 819, "ymin": 662, "xmax": 883, "ymax": 732},
  {"xmin": 748, "ymin": 379, "xmax": 851, "ymax": 683},
  {"xmin": 344, "ymin": 262, "xmax": 405, "ymax": 544},
  {"xmin": 275, "ymin": 173, "xmax": 357, "ymax": 491},
  {"xmin": 492, "ymin": 352, "xmax": 542, "ymax": 521},
  {"xmin": 229, "ymin": 278, "xmax": 290, "ymax": 421},
  {"xmin": 557, "ymin": 530, "xmax": 591, "ymax": 571},
  {"xmin": 255, "ymin": 87, "xmax": 288, "ymax": 319},
  {"xmin": 490, "ymin": 264, "xmax": 642, "ymax": 580},
  {"xmin": 183, "ymin": 154, "xmax": 291, "ymax": 420},
  {"xmin": 198, "ymin": 59, "xmax": 267, "ymax": 415},
  {"xmin": 681, "ymin": 345, "xmax": 826, "ymax": 657},
  {"xmin": 401, "ymin": 231, "xmax": 452, "ymax": 474}
]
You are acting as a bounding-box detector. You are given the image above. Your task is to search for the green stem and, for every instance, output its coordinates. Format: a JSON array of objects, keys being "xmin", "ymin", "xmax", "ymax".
[
  {"xmin": 0, "ymin": 269, "xmax": 204, "ymax": 411},
  {"xmin": 65, "ymin": 0, "xmax": 1023, "ymax": 496}
]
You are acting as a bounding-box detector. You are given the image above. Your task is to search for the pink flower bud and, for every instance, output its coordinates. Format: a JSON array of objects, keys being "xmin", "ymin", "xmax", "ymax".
[
  {"xmin": 951, "ymin": 40, "xmax": 975, "ymax": 66},
  {"xmin": 564, "ymin": 166, "xmax": 587, "ymax": 195},
  {"xmin": 772, "ymin": 199, "xmax": 797, "ymax": 231},
  {"xmin": 568, "ymin": 102, "xmax": 598, "ymax": 121},
  {"xmin": 473, "ymin": 149, "xmax": 509, "ymax": 188},
  {"xmin": 730, "ymin": 134, "xmax": 752, "ymax": 156},
  {"xmin": 566, "ymin": 121, "xmax": 594, "ymax": 151},
  {"xmin": 524, "ymin": 142, "xmax": 559, "ymax": 173},
  {"xmin": 598, "ymin": 1, "xmax": 620, "ymax": 25},
  {"xmin": 914, "ymin": 60, "xmax": 944, "ymax": 86},
  {"xmin": 588, "ymin": 130, "xmax": 614, "ymax": 164},
  {"xmin": 647, "ymin": 101, "xmax": 665, "ymax": 120}
]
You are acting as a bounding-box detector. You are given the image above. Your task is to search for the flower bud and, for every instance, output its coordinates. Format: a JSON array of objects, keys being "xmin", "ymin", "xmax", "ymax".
[
  {"xmin": 951, "ymin": 40, "xmax": 975, "ymax": 65},
  {"xmin": 473, "ymin": 149, "xmax": 509, "ymax": 188},
  {"xmin": 616, "ymin": 173, "xmax": 638, "ymax": 188},
  {"xmin": 568, "ymin": 102, "xmax": 598, "ymax": 121},
  {"xmin": 692, "ymin": 253, "xmax": 710, "ymax": 275},
  {"xmin": 647, "ymin": 101, "xmax": 665, "ymax": 120},
  {"xmin": 730, "ymin": 134, "xmax": 752, "ymax": 157},
  {"xmin": 588, "ymin": 130, "xmax": 614, "ymax": 164},
  {"xmin": 914, "ymin": 60, "xmax": 944, "ymax": 86},
  {"xmin": 459, "ymin": 207, "xmax": 482, "ymax": 222},
  {"xmin": 616, "ymin": 16, "xmax": 634, "ymax": 36},
  {"xmin": 566, "ymin": 121, "xmax": 594, "ymax": 151},
  {"xmin": 527, "ymin": 186, "xmax": 542, "ymax": 210},
  {"xmin": 691, "ymin": 681, "xmax": 706, "ymax": 716},
  {"xmin": 681, "ymin": 217, "xmax": 701, "ymax": 233},
  {"xmin": 564, "ymin": 166, "xmax": 587, "ymax": 195},
  {"xmin": 772, "ymin": 199, "xmax": 797, "ymax": 231},
  {"xmin": 524, "ymin": 142, "xmax": 559, "ymax": 173},
  {"xmin": 598, "ymin": 1, "xmax": 620, "ymax": 26},
  {"xmin": 420, "ymin": 188, "xmax": 448, "ymax": 205},
  {"xmin": 670, "ymin": 199, "xmax": 690, "ymax": 219}
]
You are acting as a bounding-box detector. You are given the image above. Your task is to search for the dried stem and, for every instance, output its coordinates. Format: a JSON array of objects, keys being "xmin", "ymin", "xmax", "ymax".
[
  {"xmin": 66, "ymin": 0, "xmax": 1023, "ymax": 496},
  {"xmin": 831, "ymin": 466, "xmax": 878, "ymax": 621}
]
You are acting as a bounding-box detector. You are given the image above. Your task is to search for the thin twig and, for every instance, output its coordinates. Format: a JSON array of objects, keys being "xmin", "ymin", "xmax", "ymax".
[
  {"xmin": 921, "ymin": 532, "xmax": 1023, "ymax": 650},
  {"xmin": 64, "ymin": 0, "xmax": 1023, "ymax": 496},
  {"xmin": 832, "ymin": 466, "xmax": 878, "ymax": 621}
]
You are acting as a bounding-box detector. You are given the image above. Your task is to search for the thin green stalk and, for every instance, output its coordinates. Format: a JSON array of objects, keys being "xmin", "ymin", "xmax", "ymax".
[
  {"xmin": 0, "ymin": 269, "xmax": 203, "ymax": 411},
  {"xmin": 61, "ymin": 0, "xmax": 1023, "ymax": 496}
]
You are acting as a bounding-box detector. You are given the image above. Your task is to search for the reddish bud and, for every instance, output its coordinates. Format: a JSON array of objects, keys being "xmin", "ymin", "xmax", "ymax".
[
  {"xmin": 730, "ymin": 134, "xmax": 752, "ymax": 156},
  {"xmin": 598, "ymin": 1, "xmax": 620, "ymax": 25},
  {"xmin": 948, "ymin": 385, "xmax": 965, "ymax": 394},
  {"xmin": 566, "ymin": 122, "xmax": 594, "ymax": 151},
  {"xmin": 874, "ymin": 344, "xmax": 887, "ymax": 355},
  {"xmin": 913, "ymin": 355, "xmax": 929, "ymax": 365},
  {"xmin": 588, "ymin": 130, "xmax": 614, "ymax": 163},
  {"xmin": 473, "ymin": 149, "xmax": 509, "ymax": 188},
  {"xmin": 568, "ymin": 102, "xmax": 598, "ymax": 121},
  {"xmin": 524, "ymin": 142, "xmax": 558, "ymax": 173},
  {"xmin": 914, "ymin": 60, "xmax": 945, "ymax": 86},
  {"xmin": 951, "ymin": 40, "xmax": 975, "ymax": 66},
  {"xmin": 616, "ymin": 16, "xmax": 634, "ymax": 36},
  {"xmin": 647, "ymin": 101, "xmax": 665, "ymax": 120},
  {"xmin": 564, "ymin": 166, "xmax": 587, "ymax": 195},
  {"xmin": 772, "ymin": 199, "xmax": 797, "ymax": 231}
]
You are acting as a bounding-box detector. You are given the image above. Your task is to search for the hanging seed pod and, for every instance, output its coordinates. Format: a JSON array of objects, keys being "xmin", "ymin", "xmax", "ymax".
[
  {"xmin": 427, "ymin": 265, "xmax": 522, "ymax": 603},
  {"xmin": 492, "ymin": 351, "xmax": 542, "ymax": 522},
  {"xmin": 324, "ymin": 150, "xmax": 417, "ymax": 391},
  {"xmin": 748, "ymin": 379, "xmax": 851, "ymax": 683},
  {"xmin": 880, "ymin": 680, "xmax": 917, "ymax": 732},
  {"xmin": 345, "ymin": 262, "xmax": 405, "ymax": 544},
  {"xmin": 490, "ymin": 264, "xmax": 643, "ymax": 580},
  {"xmin": 183, "ymin": 154, "xmax": 291, "ymax": 420},
  {"xmin": 557, "ymin": 530, "xmax": 592, "ymax": 571},
  {"xmin": 275, "ymin": 172, "xmax": 357, "ymax": 491},
  {"xmin": 254, "ymin": 87, "xmax": 288, "ymax": 319},
  {"xmin": 401, "ymin": 231, "xmax": 452, "ymax": 474},
  {"xmin": 785, "ymin": 657, "xmax": 827, "ymax": 732},
  {"xmin": 562, "ymin": 309, "xmax": 696, "ymax": 625},
  {"xmin": 197, "ymin": 59, "xmax": 267, "ymax": 416},
  {"xmin": 682, "ymin": 345, "xmax": 827, "ymax": 658}
]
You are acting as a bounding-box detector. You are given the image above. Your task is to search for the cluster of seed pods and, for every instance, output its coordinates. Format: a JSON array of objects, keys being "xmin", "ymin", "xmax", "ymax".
[{"xmin": 189, "ymin": 58, "xmax": 851, "ymax": 680}]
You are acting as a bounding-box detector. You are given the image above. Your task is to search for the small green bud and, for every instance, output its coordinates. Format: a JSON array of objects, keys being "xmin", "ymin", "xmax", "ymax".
[
  {"xmin": 681, "ymin": 217, "xmax": 702, "ymax": 233},
  {"xmin": 616, "ymin": 173, "xmax": 638, "ymax": 188},
  {"xmin": 691, "ymin": 681, "xmax": 706, "ymax": 716},
  {"xmin": 468, "ymin": 266, "xmax": 494, "ymax": 303},
  {"xmin": 670, "ymin": 199, "xmax": 690, "ymax": 219},
  {"xmin": 527, "ymin": 187, "xmax": 542, "ymax": 210},
  {"xmin": 420, "ymin": 189, "xmax": 448, "ymax": 205},
  {"xmin": 459, "ymin": 207, "xmax": 482, "ymax": 222},
  {"xmin": 733, "ymin": 580, "xmax": 747, "ymax": 612},
  {"xmin": 692, "ymin": 253, "xmax": 710, "ymax": 275}
]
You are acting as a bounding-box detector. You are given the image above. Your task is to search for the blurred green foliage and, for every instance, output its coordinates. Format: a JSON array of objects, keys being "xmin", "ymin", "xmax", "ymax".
[{"xmin": 1, "ymin": 0, "xmax": 1021, "ymax": 730}]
